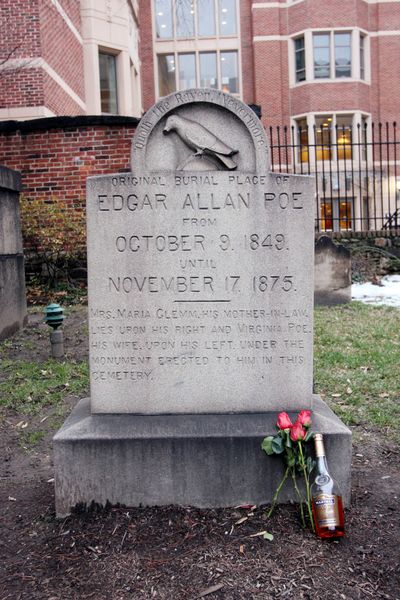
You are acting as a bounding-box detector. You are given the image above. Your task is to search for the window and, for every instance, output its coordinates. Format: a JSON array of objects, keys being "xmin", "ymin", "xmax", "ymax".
[
  {"xmin": 220, "ymin": 51, "xmax": 238, "ymax": 93},
  {"xmin": 219, "ymin": 0, "xmax": 236, "ymax": 36},
  {"xmin": 313, "ymin": 34, "xmax": 330, "ymax": 79},
  {"xmin": 176, "ymin": 0, "xmax": 194, "ymax": 38},
  {"xmin": 360, "ymin": 34, "xmax": 365, "ymax": 80},
  {"xmin": 336, "ymin": 115, "xmax": 352, "ymax": 159},
  {"xmin": 154, "ymin": 0, "xmax": 240, "ymax": 97},
  {"xmin": 295, "ymin": 36, "xmax": 305, "ymax": 82},
  {"xmin": 295, "ymin": 114, "xmax": 368, "ymax": 163},
  {"xmin": 294, "ymin": 30, "xmax": 367, "ymax": 84},
  {"xmin": 315, "ymin": 115, "xmax": 332, "ymax": 160},
  {"xmin": 198, "ymin": 0, "xmax": 215, "ymax": 36},
  {"xmin": 154, "ymin": 0, "xmax": 237, "ymax": 39},
  {"xmin": 334, "ymin": 33, "xmax": 351, "ymax": 77},
  {"xmin": 99, "ymin": 52, "xmax": 118, "ymax": 114},
  {"xmin": 200, "ymin": 52, "xmax": 217, "ymax": 88},
  {"xmin": 320, "ymin": 198, "xmax": 353, "ymax": 231},
  {"xmin": 179, "ymin": 53, "xmax": 196, "ymax": 88},
  {"xmin": 155, "ymin": 0, "xmax": 173, "ymax": 38},
  {"xmin": 158, "ymin": 54, "xmax": 176, "ymax": 96},
  {"xmin": 158, "ymin": 50, "xmax": 238, "ymax": 94},
  {"xmin": 297, "ymin": 117, "xmax": 308, "ymax": 163},
  {"xmin": 313, "ymin": 31, "xmax": 352, "ymax": 79}
]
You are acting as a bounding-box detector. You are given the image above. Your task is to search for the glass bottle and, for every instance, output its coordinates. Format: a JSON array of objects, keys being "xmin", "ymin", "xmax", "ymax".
[{"xmin": 311, "ymin": 434, "xmax": 345, "ymax": 538}]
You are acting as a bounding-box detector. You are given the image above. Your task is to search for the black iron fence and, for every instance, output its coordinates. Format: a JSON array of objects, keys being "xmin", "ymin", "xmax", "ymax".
[{"xmin": 267, "ymin": 122, "xmax": 400, "ymax": 232}]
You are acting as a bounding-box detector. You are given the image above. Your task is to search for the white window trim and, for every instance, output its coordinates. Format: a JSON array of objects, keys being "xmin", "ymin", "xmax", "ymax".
[
  {"xmin": 288, "ymin": 28, "xmax": 371, "ymax": 87},
  {"xmin": 152, "ymin": 0, "xmax": 242, "ymax": 99}
]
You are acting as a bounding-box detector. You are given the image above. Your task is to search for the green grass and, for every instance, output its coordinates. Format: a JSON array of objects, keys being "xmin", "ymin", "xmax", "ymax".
[
  {"xmin": 20, "ymin": 429, "xmax": 45, "ymax": 447},
  {"xmin": 0, "ymin": 359, "xmax": 89, "ymax": 415},
  {"xmin": 314, "ymin": 302, "xmax": 400, "ymax": 440},
  {"xmin": 0, "ymin": 302, "xmax": 399, "ymax": 444}
]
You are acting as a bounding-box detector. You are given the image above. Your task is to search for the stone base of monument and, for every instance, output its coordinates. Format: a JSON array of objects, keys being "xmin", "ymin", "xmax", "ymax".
[{"xmin": 53, "ymin": 395, "xmax": 351, "ymax": 518}]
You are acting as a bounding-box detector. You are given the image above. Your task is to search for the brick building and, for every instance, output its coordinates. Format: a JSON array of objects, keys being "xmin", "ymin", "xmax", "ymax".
[
  {"xmin": 0, "ymin": 0, "xmax": 399, "ymax": 231},
  {"xmin": 0, "ymin": 0, "xmax": 141, "ymax": 120},
  {"xmin": 2, "ymin": 0, "xmax": 399, "ymax": 127}
]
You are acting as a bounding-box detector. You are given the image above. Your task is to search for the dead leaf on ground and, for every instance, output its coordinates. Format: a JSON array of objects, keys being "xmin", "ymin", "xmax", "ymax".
[
  {"xmin": 249, "ymin": 530, "xmax": 274, "ymax": 541},
  {"xmin": 197, "ymin": 583, "xmax": 224, "ymax": 598}
]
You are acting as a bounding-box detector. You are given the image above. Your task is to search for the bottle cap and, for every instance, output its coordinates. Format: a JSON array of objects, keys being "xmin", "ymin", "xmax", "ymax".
[{"xmin": 314, "ymin": 433, "xmax": 325, "ymax": 457}]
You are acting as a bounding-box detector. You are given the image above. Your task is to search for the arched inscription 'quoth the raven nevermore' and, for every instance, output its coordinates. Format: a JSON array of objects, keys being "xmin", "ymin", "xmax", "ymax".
[
  {"xmin": 163, "ymin": 114, "xmax": 239, "ymax": 171},
  {"xmin": 131, "ymin": 88, "xmax": 270, "ymax": 173}
]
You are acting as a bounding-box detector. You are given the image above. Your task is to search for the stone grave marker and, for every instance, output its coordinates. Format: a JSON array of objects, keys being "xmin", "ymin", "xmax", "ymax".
[
  {"xmin": 87, "ymin": 90, "xmax": 314, "ymax": 414},
  {"xmin": 0, "ymin": 166, "xmax": 27, "ymax": 341},
  {"xmin": 54, "ymin": 90, "xmax": 351, "ymax": 516}
]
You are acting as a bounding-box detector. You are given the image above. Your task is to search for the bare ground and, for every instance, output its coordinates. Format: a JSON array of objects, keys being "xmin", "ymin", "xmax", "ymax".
[{"xmin": 1, "ymin": 308, "xmax": 399, "ymax": 600}]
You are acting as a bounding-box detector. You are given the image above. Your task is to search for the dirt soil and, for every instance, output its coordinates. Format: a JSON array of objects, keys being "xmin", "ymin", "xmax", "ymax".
[{"xmin": 1, "ymin": 308, "xmax": 400, "ymax": 600}]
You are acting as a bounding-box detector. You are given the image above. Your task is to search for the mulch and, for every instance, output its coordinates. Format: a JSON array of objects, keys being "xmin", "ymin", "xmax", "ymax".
[{"xmin": 0, "ymin": 307, "xmax": 399, "ymax": 599}]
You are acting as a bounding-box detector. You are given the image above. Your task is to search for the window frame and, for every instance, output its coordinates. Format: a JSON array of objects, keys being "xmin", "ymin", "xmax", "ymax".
[
  {"xmin": 154, "ymin": 0, "xmax": 238, "ymax": 40},
  {"xmin": 293, "ymin": 112, "xmax": 371, "ymax": 164},
  {"xmin": 294, "ymin": 35, "xmax": 306, "ymax": 82},
  {"xmin": 156, "ymin": 49, "xmax": 239, "ymax": 96},
  {"xmin": 290, "ymin": 29, "xmax": 369, "ymax": 86},
  {"xmin": 98, "ymin": 50, "xmax": 119, "ymax": 115},
  {"xmin": 153, "ymin": 0, "xmax": 241, "ymax": 99}
]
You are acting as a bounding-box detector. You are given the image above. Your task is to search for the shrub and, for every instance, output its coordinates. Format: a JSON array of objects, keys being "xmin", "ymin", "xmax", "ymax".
[{"xmin": 20, "ymin": 197, "xmax": 86, "ymax": 287}]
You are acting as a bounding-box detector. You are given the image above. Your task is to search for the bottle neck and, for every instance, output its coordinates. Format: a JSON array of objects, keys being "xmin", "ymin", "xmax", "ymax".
[{"xmin": 316, "ymin": 455, "xmax": 329, "ymax": 475}]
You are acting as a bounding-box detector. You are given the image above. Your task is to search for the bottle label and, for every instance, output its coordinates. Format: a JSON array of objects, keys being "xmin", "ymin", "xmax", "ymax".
[{"xmin": 313, "ymin": 494, "xmax": 341, "ymax": 527}]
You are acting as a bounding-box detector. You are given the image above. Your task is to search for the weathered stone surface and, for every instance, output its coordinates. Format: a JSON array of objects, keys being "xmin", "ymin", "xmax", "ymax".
[
  {"xmin": 55, "ymin": 91, "xmax": 352, "ymax": 516},
  {"xmin": 53, "ymin": 395, "xmax": 352, "ymax": 517},
  {"xmin": 0, "ymin": 166, "xmax": 27, "ymax": 341},
  {"xmin": 87, "ymin": 90, "xmax": 315, "ymax": 414},
  {"xmin": 314, "ymin": 236, "xmax": 351, "ymax": 306}
]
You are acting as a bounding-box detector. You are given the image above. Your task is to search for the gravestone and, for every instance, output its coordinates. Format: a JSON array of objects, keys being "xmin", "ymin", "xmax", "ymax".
[
  {"xmin": 314, "ymin": 236, "xmax": 351, "ymax": 305},
  {"xmin": 54, "ymin": 90, "xmax": 351, "ymax": 517},
  {"xmin": 0, "ymin": 166, "xmax": 28, "ymax": 340}
]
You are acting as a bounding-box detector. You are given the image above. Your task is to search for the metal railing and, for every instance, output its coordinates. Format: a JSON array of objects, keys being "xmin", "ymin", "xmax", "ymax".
[{"xmin": 268, "ymin": 122, "xmax": 400, "ymax": 232}]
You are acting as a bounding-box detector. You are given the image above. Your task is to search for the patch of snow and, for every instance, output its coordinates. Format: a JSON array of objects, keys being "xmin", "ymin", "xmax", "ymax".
[{"xmin": 352, "ymin": 274, "xmax": 400, "ymax": 307}]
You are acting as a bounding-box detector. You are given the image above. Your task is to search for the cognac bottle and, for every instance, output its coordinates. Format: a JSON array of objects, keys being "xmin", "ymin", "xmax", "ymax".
[{"xmin": 311, "ymin": 434, "xmax": 345, "ymax": 538}]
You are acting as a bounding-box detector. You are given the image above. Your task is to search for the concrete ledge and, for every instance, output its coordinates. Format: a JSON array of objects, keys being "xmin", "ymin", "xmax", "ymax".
[
  {"xmin": 0, "ymin": 166, "xmax": 21, "ymax": 192},
  {"xmin": 53, "ymin": 396, "xmax": 352, "ymax": 517}
]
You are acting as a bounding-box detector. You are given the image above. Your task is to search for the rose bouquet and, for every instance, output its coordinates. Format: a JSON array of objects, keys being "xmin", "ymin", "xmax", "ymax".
[{"xmin": 261, "ymin": 409, "xmax": 315, "ymax": 531}]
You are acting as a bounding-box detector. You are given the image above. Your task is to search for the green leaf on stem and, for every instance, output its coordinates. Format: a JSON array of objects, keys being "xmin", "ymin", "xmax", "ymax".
[
  {"xmin": 261, "ymin": 436, "xmax": 274, "ymax": 455},
  {"xmin": 307, "ymin": 456, "xmax": 315, "ymax": 473},
  {"xmin": 305, "ymin": 430, "xmax": 314, "ymax": 442},
  {"xmin": 287, "ymin": 455, "xmax": 295, "ymax": 468},
  {"xmin": 272, "ymin": 436, "xmax": 285, "ymax": 454}
]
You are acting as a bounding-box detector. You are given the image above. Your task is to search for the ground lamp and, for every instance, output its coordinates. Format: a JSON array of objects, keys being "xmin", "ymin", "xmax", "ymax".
[{"xmin": 44, "ymin": 303, "xmax": 65, "ymax": 358}]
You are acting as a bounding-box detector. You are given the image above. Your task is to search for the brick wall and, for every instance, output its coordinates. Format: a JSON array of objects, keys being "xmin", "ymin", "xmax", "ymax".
[
  {"xmin": 240, "ymin": 0, "xmax": 255, "ymax": 105},
  {"xmin": 139, "ymin": 0, "xmax": 155, "ymax": 112},
  {"xmin": 40, "ymin": 0, "xmax": 85, "ymax": 100},
  {"xmin": 0, "ymin": 116, "xmax": 138, "ymax": 217},
  {"xmin": 0, "ymin": 0, "xmax": 84, "ymax": 116}
]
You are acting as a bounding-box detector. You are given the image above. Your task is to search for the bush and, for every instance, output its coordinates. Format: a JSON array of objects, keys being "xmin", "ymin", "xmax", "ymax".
[{"xmin": 20, "ymin": 197, "xmax": 86, "ymax": 288}]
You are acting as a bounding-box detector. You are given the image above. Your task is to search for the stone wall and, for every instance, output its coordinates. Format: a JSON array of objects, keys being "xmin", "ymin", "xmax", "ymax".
[{"xmin": 0, "ymin": 166, "xmax": 27, "ymax": 340}]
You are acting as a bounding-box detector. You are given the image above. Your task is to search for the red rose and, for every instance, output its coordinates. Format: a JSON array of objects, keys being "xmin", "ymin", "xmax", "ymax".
[
  {"xmin": 277, "ymin": 412, "xmax": 292, "ymax": 430},
  {"xmin": 296, "ymin": 409, "xmax": 311, "ymax": 428},
  {"xmin": 290, "ymin": 421, "xmax": 306, "ymax": 441}
]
